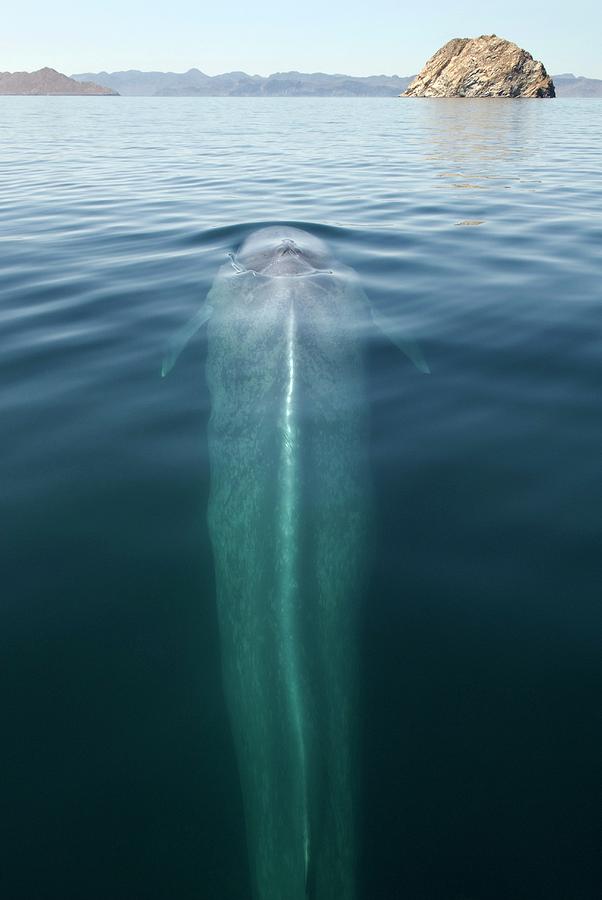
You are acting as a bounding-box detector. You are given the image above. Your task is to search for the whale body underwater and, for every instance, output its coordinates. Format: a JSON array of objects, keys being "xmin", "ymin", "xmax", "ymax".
[{"xmin": 163, "ymin": 226, "xmax": 428, "ymax": 900}]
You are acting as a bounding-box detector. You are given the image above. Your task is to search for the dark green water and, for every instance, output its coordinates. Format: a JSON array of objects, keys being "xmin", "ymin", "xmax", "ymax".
[{"xmin": 2, "ymin": 97, "xmax": 601, "ymax": 899}]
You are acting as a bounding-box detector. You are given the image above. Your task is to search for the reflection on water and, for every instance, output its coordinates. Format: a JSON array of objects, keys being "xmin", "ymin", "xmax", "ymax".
[{"xmin": 1, "ymin": 97, "xmax": 601, "ymax": 900}]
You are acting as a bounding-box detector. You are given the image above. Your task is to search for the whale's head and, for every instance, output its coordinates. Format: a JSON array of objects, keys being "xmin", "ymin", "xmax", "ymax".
[{"xmin": 234, "ymin": 227, "xmax": 333, "ymax": 277}]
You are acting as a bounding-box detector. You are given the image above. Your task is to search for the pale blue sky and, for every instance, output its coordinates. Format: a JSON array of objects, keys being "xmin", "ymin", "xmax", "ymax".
[{"xmin": 4, "ymin": 0, "xmax": 601, "ymax": 78}]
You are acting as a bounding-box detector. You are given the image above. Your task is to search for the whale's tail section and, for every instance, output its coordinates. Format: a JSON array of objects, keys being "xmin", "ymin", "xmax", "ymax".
[
  {"xmin": 209, "ymin": 366, "xmax": 361, "ymax": 900},
  {"xmin": 305, "ymin": 856, "xmax": 313, "ymax": 899}
]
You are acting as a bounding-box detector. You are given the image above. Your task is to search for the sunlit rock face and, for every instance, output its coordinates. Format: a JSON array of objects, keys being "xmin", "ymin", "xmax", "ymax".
[{"xmin": 403, "ymin": 35, "xmax": 555, "ymax": 98}]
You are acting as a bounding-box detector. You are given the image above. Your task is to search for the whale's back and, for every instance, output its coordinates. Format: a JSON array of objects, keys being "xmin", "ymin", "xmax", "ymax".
[{"xmin": 205, "ymin": 265, "xmax": 367, "ymax": 900}]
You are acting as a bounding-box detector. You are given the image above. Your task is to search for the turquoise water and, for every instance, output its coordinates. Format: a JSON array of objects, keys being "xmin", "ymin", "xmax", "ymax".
[{"xmin": 2, "ymin": 97, "xmax": 601, "ymax": 899}]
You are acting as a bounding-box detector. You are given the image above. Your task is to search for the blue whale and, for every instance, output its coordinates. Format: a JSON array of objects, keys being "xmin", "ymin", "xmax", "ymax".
[{"xmin": 163, "ymin": 226, "xmax": 428, "ymax": 900}]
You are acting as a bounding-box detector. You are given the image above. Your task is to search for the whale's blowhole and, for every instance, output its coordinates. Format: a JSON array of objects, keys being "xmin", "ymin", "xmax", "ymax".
[{"xmin": 234, "ymin": 226, "xmax": 333, "ymax": 277}]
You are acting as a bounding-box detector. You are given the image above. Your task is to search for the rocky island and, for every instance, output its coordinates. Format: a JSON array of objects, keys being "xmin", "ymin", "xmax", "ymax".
[
  {"xmin": 403, "ymin": 35, "xmax": 555, "ymax": 98},
  {"xmin": 0, "ymin": 67, "xmax": 118, "ymax": 95}
]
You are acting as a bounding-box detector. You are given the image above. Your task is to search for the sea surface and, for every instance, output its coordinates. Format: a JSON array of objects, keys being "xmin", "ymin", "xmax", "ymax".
[{"xmin": 2, "ymin": 97, "xmax": 601, "ymax": 900}]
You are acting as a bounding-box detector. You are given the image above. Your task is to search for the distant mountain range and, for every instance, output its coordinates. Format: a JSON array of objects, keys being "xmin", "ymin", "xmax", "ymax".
[
  {"xmin": 552, "ymin": 73, "xmax": 602, "ymax": 97},
  {"xmin": 71, "ymin": 68, "xmax": 602, "ymax": 97},
  {"xmin": 71, "ymin": 69, "xmax": 414, "ymax": 96},
  {"xmin": 1, "ymin": 67, "xmax": 600, "ymax": 98},
  {"xmin": 0, "ymin": 67, "xmax": 117, "ymax": 95}
]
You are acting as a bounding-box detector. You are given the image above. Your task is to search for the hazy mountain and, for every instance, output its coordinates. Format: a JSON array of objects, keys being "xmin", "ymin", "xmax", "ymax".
[
  {"xmin": 72, "ymin": 69, "xmax": 413, "ymax": 96},
  {"xmin": 70, "ymin": 68, "xmax": 211, "ymax": 96},
  {"xmin": 155, "ymin": 71, "xmax": 263, "ymax": 96},
  {"xmin": 70, "ymin": 67, "xmax": 601, "ymax": 98},
  {"xmin": 553, "ymin": 73, "xmax": 602, "ymax": 97},
  {"xmin": 258, "ymin": 72, "xmax": 412, "ymax": 96},
  {"xmin": 0, "ymin": 67, "xmax": 117, "ymax": 95}
]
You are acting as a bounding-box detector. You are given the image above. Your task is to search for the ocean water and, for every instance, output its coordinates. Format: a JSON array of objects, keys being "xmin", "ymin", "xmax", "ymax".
[{"xmin": 2, "ymin": 97, "xmax": 601, "ymax": 900}]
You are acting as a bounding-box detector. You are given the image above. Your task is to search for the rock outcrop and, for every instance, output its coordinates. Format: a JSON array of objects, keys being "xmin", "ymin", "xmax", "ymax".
[
  {"xmin": 0, "ymin": 68, "xmax": 118, "ymax": 95},
  {"xmin": 403, "ymin": 35, "xmax": 555, "ymax": 98}
]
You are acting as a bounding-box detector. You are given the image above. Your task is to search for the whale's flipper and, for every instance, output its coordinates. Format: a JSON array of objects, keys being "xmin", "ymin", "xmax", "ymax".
[
  {"xmin": 161, "ymin": 304, "xmax": 213, "ymax": 377},
  {"xmin": 350, "ymin": 281, "xmax": 430, "ymax": 375},
  {"xmin": 383, "ymin": 329, "xmax": 431, "ymax": 374},
  {"xmin": 370, "ymin": 306, "xmax": 430, "ymax": 374}
]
